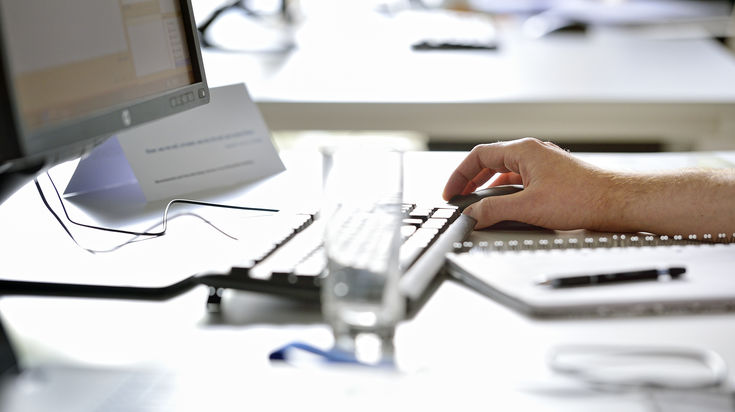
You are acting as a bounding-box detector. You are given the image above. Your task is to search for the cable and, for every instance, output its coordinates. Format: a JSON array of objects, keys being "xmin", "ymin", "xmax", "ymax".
[
  {"xmin": 197, "ymin": 0, "xmax": 248, "ymax": 48},
  {"xmin": 196, "ymin": 0, "xmax": 294, "ymax": 52},
  {"xmin": 0, "ymin": 276, "xmax": 201, "ymax": 301},
  {"xmin": 0, "ymin": 173, "xmax": 314, "ymax": 302},
  {"xmin": 34, "ymin": 172, "xmax": 279, "ymax": 254},
  {"xmin": 0, "ymin": 272, "xmax": 321, "ymax": 302},
  {"xmin": 45, "ymin": 171, "xmax": 278, "ymax": 237},
  {"xmin": 548, "ymin": 344, "xmax": 729, "ymax": 391}
]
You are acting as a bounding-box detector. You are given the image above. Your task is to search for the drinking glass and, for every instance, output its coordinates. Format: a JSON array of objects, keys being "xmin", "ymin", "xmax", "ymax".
[{"xmin": 320, "ymin": 148, "xmax": 405, "ymax": 362}]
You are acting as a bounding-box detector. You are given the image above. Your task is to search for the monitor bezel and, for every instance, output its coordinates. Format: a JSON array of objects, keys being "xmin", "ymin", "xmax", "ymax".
[{"xmin": 0, "ymin": 0, "xmax": 209, "ymax": 174}]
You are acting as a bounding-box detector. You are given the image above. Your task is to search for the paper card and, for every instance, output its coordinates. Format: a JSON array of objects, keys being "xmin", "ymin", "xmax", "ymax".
[
  {"xmin": 64, "ymin": 136, "xmax": 140, "ymax": 197},
  {"xmin": 65, "ymin": 83, "xmax": 285, "ymax": 202}
]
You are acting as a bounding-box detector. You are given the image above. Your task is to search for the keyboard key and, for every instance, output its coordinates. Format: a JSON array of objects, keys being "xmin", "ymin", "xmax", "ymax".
[
  {"xmin": 431, "ymin": 208, "xmax": 458, "ymax": 220},
  {"xmin": 226, "ymin": 201, "xmax": 468, "ymax": 302},
  {"xmin": 402, "ymin": 218, "xmax": 424, "ymax": 227},
  {"xmin": 409, "ymin": 208, "xmax": 432, "ymax": 221},
  {"xmin": 249, "ymin": 220, "xmax": 323, "ymax": 280},
  {"xmin": 412, "ymin": 227, "xmax": 439, "ymax": 243},
  {"xmin": 401, "ymin": 225, "xmax": 417, "ymax": 239},
  {"xmin": 421, "ymin": 218, "xmax": 447, "ymax": 231}
]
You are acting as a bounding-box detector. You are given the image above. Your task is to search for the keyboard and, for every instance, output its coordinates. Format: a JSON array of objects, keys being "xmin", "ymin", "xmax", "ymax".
[{"xmin": 221, "ymin": 201, "xmax": 476, "ymax": 311}]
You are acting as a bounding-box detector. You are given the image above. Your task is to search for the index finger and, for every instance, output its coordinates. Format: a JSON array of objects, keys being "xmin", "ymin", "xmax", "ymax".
[{"xmin": 442, "ymin": 143, "xmax": 519, "ymax": 200}]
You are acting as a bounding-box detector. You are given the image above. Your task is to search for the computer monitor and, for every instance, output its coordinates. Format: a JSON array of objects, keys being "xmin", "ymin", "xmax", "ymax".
[{"xmin": 0, "ymin": 0, "xmax": 209, "ymax": 204}]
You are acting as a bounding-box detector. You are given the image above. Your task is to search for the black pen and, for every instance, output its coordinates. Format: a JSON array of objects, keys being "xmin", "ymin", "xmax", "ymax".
[{"xmin": 537, "ymin": 267, "xmax": 686, "ymax": 288}]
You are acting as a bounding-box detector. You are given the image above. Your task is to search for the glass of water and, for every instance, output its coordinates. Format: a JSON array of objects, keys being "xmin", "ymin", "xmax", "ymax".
[{"xmin": 320, "ymin": 148, "xmax": 405, "ymax": 363}]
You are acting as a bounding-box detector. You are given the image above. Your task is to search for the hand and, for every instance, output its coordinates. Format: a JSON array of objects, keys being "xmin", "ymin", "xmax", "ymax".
[
  {"xmin": 442, "ymin": 138, "xmax": 613, "ymax": 230},
  {"xmin": 443, "ymin": 138, "xmax": 735, "ymax": 235}
]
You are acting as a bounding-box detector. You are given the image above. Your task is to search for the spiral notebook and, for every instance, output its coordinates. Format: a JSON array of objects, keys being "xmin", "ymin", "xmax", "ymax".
[{"xmin": 446, "ymin": 229, "xmax": 735, "ymax": 318}]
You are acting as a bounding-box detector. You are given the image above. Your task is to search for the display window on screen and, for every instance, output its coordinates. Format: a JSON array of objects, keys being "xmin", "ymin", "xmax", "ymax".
[{"xmin": 0, "ymin": 0, "xmax": 195, "ymax": 135}]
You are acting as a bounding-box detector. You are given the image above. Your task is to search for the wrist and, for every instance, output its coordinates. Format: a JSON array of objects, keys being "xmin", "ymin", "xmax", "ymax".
[{"xmin": 586, "ymin": 170, "xmax": 643, "ymax": 232}]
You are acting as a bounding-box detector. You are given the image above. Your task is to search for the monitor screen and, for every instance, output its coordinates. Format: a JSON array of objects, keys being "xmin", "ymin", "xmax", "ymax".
[{"xmin": 0, "ymin": 0, "xmax": 208, "ymax": 201}]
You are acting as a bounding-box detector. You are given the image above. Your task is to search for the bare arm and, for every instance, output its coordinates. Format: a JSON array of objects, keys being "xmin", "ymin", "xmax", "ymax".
[{"xmin": 442, "ymin": 138, "xmax": 735, "ymax": 237}]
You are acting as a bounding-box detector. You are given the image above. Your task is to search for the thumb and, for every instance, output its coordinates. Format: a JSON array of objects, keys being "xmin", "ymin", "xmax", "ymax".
[{"xmin": 463, "ymin": 193, "xmax": 531, "ymax": 229}]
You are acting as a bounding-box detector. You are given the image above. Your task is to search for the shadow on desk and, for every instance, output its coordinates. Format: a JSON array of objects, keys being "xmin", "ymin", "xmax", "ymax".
[{"xmin": 203, "ymin": 271, "xmax": 446, "ymax": 326}]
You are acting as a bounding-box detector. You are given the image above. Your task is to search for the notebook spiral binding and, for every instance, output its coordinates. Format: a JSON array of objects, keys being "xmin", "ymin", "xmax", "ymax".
[{"xmin": 452, "ymin": 232, "xmax": 735, "ymax": 254}]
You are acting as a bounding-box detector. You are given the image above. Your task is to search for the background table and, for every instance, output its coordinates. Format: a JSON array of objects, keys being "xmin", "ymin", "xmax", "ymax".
[{"xmin": 195, "ymin": 0, "xmax": 735, "ymax": 151}]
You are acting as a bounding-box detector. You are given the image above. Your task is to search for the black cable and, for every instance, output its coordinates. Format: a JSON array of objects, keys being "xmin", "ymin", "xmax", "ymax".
[
  {"xmin": 35, "ymin": 172, "xmax": 279, "ymax": 254},
  {"xmin": 0, "ymin": 272, "xmax": 321, "ymax": 302},
  {"xmin": 197, "ymin": 0, "xmax": 292, "ymax": 51},
  {"xmin": 197, "ymin": 0, "xmax": 248, "ymax": 48},
  {"xmin": 0, "ymin": 276, "xmax": 201, "ymax": 301},
  {"xmin": 0, "ymin": 174, "xmax": 301, "ymax": 302},
  {"xmin": 197, "ymin": 0, "xmax": 273, "ymax": 47},
  {"xmin": 45, "ymin": 171, "xmax": 277, "ymax": 237},
  {"xmin": 34, "ymin": 181, "xmax": 219, "ymax": 253},
  {"xmin": 35, "ymin": 179, "xmax": 77, "ymax": 244}
]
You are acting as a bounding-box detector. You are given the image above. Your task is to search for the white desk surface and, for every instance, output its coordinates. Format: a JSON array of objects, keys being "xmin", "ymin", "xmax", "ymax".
[
  {"xmin": 195, "ymin": 2, "xmax": 735, "ymax": 148},
  {"xmin": 1, "ymin": 149, "xmax": 735, "ymax": 410}
]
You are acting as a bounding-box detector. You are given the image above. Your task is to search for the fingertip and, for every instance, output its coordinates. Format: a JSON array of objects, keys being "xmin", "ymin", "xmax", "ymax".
[
  {"xmin": 442, "ymin": 187, "xmax": 457, "ymax": 201},
  {"xmin": 442, "ymin": 174, "xmax": 468, "ymax": 201},
  {"xmin": 462, "ymin": 207, "xmax": 481, "ymax": 229}
]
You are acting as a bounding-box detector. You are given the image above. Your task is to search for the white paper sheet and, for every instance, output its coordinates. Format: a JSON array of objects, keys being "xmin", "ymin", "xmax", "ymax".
[
  {"xmin": 65, "ymin": 83, "xmax": 285, "ymax": 202},
  {"xmin": 448, "ymin": 243, "xmax": 735, "ymax": 318}
]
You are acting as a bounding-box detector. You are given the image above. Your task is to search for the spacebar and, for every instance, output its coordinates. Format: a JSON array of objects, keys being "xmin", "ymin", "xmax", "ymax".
[{"xmin": 399, "ymin": 214, "xmax": 476, "ymax": 300}]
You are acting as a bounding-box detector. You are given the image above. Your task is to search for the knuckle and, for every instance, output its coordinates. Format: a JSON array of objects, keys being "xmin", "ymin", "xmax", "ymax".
[
  {"xmin": 543, "ymin": 141, "xmax": 563, "ymax": 151},
  {"xmin": 518, "ymin": 137, "xmax": 543, "ymax": 148},
  {"xmin": 469, "ymin": 144, "xmax": 488, "ymax": 155}
]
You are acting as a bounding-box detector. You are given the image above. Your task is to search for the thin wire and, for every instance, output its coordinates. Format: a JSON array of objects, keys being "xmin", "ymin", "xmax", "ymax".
[
  {"xmin": 35, "ymin": 172, "xmax": 279, "ymax": 254},
  {"xmin": 35, "ymin": 180, "xmax": 236, "ymax": 254},
  {"xmin": 82, "ymin": 212, "xmax": 235, "ymax": 254},
  {"xmin": 45, "ymin": 171, "xmax": 277, "ymax": 237}
]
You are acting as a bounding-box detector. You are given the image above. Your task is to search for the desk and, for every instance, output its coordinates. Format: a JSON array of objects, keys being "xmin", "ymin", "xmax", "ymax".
[
  {"xmin": 194, "ymin": 2, "xmax": 735, "ymax": 150},
  {"xmin": 1, "ymin": 149, "xmax": 734, "ymax": 410}
]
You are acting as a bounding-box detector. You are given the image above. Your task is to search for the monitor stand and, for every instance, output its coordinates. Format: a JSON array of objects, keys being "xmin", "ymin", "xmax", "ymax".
[{"xmin": 0, "ymin": 312, "xmax": 20, "ymax": 376}]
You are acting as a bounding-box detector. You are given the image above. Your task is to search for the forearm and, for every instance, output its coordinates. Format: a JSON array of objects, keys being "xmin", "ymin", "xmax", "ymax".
[{"xmin": 594, "ymin": 169, "xmax": 735, "ymax": 237}]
